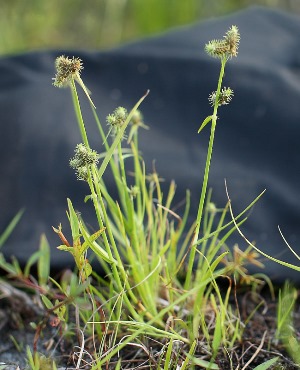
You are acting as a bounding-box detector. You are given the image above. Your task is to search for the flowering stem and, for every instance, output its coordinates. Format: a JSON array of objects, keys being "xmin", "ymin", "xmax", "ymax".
[
  {"xmin": 69, "ymin": 80, "xmax": 143, "ymax": 320},
  {"xmin": 184, "ymin": 57, "xmax": 226, "ymax": 290},
  {"xmin": 89, "ymin": 166, "xmax": 143, "ymax": 322}
]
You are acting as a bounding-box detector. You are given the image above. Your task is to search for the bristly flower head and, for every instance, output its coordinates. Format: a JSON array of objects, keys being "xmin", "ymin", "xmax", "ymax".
[
  {"xmin": 53, "ymin": 55, "xmax": 83, "ymax": 88},
  {"xmin": 208, "ymin": 87, "xmax": 234, "ymax": 107},
  {"xmin": 205, "ymin": 39, "xmax": 230, "ymax": 59},
  {"xmin": 205, "ymin": 25, "xmax": 240, "ymax": 59},
  {"xmin": 106, "ymin": 107, "xmax": 128, "ymax": 136},
  {"xmin": 69, "ymin": 143, "xmax": 100, "ymax": 181},
  {"xmin": 224, "ymin": 25, "xmax": 240, "ymax": 57},
  {"xmin": 53, "ymin": 55, "xmax": 96, "ymax": 108}
]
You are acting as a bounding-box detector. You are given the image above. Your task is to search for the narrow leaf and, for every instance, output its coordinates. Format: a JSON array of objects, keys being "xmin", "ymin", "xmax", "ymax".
[
  {"xmin": 79, "ymin": 222, "xmax": 117, "ymax": 265},
  {"xmin": 186, "ymin": 354, "xmax": 219, "ymax": 369},
  {"xmin": 41, "ymin": 294, "xmax": 54, "ymax": 310},
  {"xmin": 24, "ymin": 250, "xmax": 42, "ymax": 277},
  {"xmin": 57, "ymin": 245, "xmax": 74, "ymax": 253},
  {"xmin": 38, "ymin": 234, "xmax": 50, "ymax": 286},
  {"xmin": 0, "ymin": 208, "xmax": 24, "ymax": 248},
  {"xmin": 67, "ymin": 198, "xmax": 80, "ymax": 240},
  {"xmin": 212, "ymin": 312, "xmax": 222, "ymax": 356},
  {"xmin": 252, "ymin": 357, "xmax": 279, "ymax": 370},
  {"xmin": 198, "ymin": 115, "xmax": 213, "ymax": 133},
  {"xmin": 81, "ymin": 227, "xmax": 106, "ymax": 254}
]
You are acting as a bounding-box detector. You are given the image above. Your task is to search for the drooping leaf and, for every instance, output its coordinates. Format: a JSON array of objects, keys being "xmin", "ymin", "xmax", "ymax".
[{"xmin": 198, "ymin": 115, "xmax": 213, "ymax": 134}]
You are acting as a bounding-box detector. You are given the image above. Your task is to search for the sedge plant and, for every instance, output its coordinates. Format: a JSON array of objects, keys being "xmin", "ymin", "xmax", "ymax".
[{"xmin": 46, "ymin": 26, "xmax": 273, "ymax": 368}]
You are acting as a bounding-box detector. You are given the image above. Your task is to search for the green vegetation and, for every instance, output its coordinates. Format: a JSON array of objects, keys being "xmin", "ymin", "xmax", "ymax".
[
  {"xmin": 32, "ymin": 25, "xmax": 273, "ymax": 368},
  {"xmin": 1, "ymin": 21, "xmax": 300, "ymax": 369}
]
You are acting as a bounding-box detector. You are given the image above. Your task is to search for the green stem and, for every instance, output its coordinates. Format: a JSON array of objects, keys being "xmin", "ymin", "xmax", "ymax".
[
  {"xmin": 184, "ymin": 57, "xmax": 226, "ymax": 290},
  {"xmin": 132, "ymin": 133, "xmax": 143, "ymax": 218},
  {"xmin": 89, "ymin": 166, "xmax": 143, "ymax": 322},
  {"xmin": 69, "ymin": 83, "xmax": 148, "ymax": 322}
]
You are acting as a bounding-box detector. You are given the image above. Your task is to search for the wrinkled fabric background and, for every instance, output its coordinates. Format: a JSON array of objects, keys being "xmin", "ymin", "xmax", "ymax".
[{"xmin": 1, "ymin": 7, "xmax": 300, "ymax": 282}]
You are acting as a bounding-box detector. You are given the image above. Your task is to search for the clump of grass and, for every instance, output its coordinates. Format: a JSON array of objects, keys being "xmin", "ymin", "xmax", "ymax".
[
  {"xmin": 47, "ymin": 26, "xmax": 277, "ymax": 368},
  {"xmin": 26, "ymin": 346, "xmax": 57, "ymax": 370},
  {"xmin": 1, "ymin": 27, "xmax": 288, "ymax": 369}
]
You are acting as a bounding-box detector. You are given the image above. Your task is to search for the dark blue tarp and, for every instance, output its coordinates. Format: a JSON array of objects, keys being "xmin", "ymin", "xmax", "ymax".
[{"xmin": 1, "ymin": 7, "xmax": 300, "ymax": 282}]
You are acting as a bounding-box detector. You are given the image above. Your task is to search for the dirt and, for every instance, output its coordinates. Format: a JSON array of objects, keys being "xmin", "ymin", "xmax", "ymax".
[{"xmin": 0, "ymin": 280, "xmax": 300, "ymax": 369}]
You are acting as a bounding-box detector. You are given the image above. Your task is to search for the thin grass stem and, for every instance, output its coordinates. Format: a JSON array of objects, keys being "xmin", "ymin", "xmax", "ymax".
[{"xmin": 184, "ymin": 57, "xmax": 226, "ymax": 290}]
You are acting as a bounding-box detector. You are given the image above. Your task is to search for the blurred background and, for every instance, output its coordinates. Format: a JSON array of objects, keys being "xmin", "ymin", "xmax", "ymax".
[{"xmin": 0, "ymin": 0, "xmax": 299, "ymax": 56}]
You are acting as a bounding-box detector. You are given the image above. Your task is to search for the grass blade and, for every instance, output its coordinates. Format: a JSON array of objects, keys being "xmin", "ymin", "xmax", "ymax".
[
  {"xmin": 252, "ymin": 357, "xmax": 279, "ymax": 370},
  {"xmin": 0, "ymin": 208, "xmax": 24, "ymax": 248}
]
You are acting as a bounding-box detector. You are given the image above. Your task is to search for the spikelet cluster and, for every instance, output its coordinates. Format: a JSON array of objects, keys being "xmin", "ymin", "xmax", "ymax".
[
  {"xmin": 106, "ymin": 107, "xmax": 128, "ymax": 136},
  {"xmin": 53, "ymin": 55, "xmax": 83, "ymax": 88},
  {"xmin": 208, "ymin": 87, "xmax": 234, "ymax": 107},
  {"xmin": 205, "ymin": 25, "xmax": 240, "ymax": 59},
  {"xmin": 69, "ymin": 143, "xmax": 100, "ymax": 181},
  {"xmin": 225, "ymin": 25, "xmax": 240, "ymax": 57}
]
